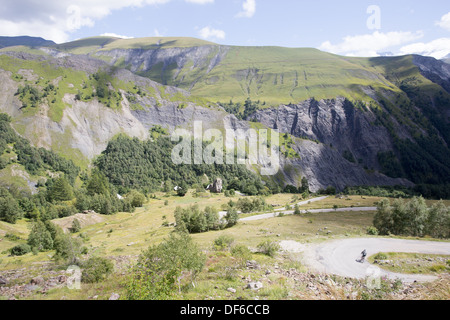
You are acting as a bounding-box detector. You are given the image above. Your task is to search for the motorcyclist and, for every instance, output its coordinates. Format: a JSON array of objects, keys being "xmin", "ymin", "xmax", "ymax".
[{"xmin": 361, "ymin": 249, "xmax": 367, "ymax": 261}]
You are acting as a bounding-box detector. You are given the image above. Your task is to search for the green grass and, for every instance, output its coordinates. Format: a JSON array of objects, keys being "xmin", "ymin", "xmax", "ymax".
[
  {"xmin": 368, "ymin": 252, "xmax": 450, "ymax": 275},
  {"xmin": 1, "ymin": 191, "xmax": 449, "ymax": 300}
]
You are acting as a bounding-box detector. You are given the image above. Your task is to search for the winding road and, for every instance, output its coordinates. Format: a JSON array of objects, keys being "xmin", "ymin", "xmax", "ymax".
[
  {"xmin": 281, "ymin": 238, "xmax": 450, "ymax": 283},
  {"xmin": 224, "ymin": 196, "xmax": 450, "ymax": 283}
]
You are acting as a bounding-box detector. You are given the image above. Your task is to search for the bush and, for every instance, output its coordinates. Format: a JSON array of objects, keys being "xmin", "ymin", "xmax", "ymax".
[
  {"xmin": 174, "ymin": 205, "xmax": 224, "ymax": 234},
  {"xmin": 53, "ymin": 232, "xmax": 82, "ymax": 265},
  {"xmin": 366, "ymin": 226, "xmax": 379, "ymax": 235},
  {"xmin": 0, "ymin": 189, "xmax": 23, "ymax": 224},
  {"xmin": 374, "ymin": 253, "xmax": 388, "ymax": 260},
  {"xmin": 257, "ymin": 241, "xmax": 280, "ymax": 258},
  {"xmin": 27, "ymin": 221, "xmax": 53, "ymax": 252},
  {"xmin": 70, "ymin": 219, "xmax": 81, "ymax": 233},
  {"xmin": 55, "ymin": 205, "xmax": 77, "ymax": 218},
  {"xmin": 128, "ymin": 190, "xmax": 146, "ymax": 207},
  {"xmin": 81, "ymin": 257, "xmax": 114, "ymax": 283},
  {"xmin": 10, "ymin": 244, "xmax": 31, "ymax": 256},
  {"xmin": 231, "ymin": 245, "xmax": 252, "ymax": 261},
  {"xmin": 213, "ymin": 235, "xmax": 235, "ymax": 251},
  {"xmin": 126, "ymin": 233, "xmax": 206, "ymax": 300}
]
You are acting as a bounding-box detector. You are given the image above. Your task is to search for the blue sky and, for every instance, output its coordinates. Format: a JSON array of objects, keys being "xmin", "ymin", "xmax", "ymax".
[{"xmin": 1, "ymin": 0, "xmax": 450, "ymax": 58}]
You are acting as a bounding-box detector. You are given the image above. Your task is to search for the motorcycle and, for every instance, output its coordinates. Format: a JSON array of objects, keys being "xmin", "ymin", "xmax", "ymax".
[{"xmin": 356, "ymin": 250, "xmax": 367, "ymax": 263}]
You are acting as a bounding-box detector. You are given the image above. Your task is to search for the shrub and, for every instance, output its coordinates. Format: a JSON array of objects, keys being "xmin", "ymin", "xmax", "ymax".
[
  {"xmin": 428, "ymin": 264, "xmax": 447, "ymax": 273},
  {"xmin": 0, "ymin": 189, "xmax": 23, "ymax": 224},
  {"xmin": 27, "ymin": 221, "xmax": 53, "ymax": 252},
  {"xmin": 366, "ymin": 226, "xmax": 379, "ymax": 235},
  {"xmin": 70, "ymin": 219, "xmax": 81, "ymax": 233},
  {"xmin": 10, "ymin": 244, "xmax": 31, "ymax": 256},
  {"xmin": 53, "ymin": 232, "xmax": 82, "ymax": 265},
  {"xmin": 231, "ymin": 245, "xmax": 252, "ymax": 261},
  {"xmin": 81, "ymin": 257, "xmax": 114, "ymax": 283},
  {"xmin": 257, "ymin": 241, "xmax": 280, "ymax": 258},
  {"xmin": 374, "ymin": 253, "xmax": 388, "ymax": 260},
  {"xmin": 213, "ymin": 235, "xmax": 235, "ymax": 251},
  {"xmin": 126, "ymin": 233, "xmax": 206, "ymax": 300},
  {"xmin": 128, "ymin": 190, "xmax": 146, "ymax": 207}
]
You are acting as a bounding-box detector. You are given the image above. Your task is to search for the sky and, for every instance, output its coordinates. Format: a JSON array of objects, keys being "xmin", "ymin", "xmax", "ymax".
[{"xmin": 1, "ymin": 0, "xmax": 450, "ymax": 58}]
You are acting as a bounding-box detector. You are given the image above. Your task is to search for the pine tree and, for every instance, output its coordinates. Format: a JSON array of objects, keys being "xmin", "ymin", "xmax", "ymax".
[{"xmin": 49, "ymin": 177, "xmax": 74, "ymax": 202}]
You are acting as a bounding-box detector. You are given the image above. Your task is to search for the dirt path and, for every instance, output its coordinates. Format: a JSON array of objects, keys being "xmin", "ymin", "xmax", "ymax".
[{"xmin": 280, "ymin": 238, "xmax": 450, "ymax": 283}]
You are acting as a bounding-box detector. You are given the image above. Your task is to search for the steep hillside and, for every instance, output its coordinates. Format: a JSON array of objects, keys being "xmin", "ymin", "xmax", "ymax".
[{"xmin": 0, "ymin": 37, "xmax": 449, "ymax": 194}]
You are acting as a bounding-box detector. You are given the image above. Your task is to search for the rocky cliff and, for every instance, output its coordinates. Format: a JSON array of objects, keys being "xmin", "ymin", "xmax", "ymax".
[
  {"xmin": 2, "ymin": 42, "xmax": 450, "ymax": 192},
  {"xmin": 254, "ymin": 98, "xmax": 413, "ymax": 191}
]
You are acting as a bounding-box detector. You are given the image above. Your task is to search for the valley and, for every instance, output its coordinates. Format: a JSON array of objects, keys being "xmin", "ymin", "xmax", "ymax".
[{"xmin": 0, "ymin": 35, "xmax": 449, "ymax": 301}]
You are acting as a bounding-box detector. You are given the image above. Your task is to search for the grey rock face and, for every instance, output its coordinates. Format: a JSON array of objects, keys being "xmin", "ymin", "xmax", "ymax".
[
  {"xmin": 0, "ymin": 52, "xmax": 415, "ymax": 192},
  {"xmin": 95, "ymin": 45, "xmax": 230, "ymax": 88},
  {"xmin": 207, "ymin": 178, "xmax": 223, "ymax": 193},
  {"xmin": 254, "ymin": 97, "xmax": 414, "ymax": 191},
  {"xmin": 413, "ymin": 55, "xmax": 450, "ymax": 93}
]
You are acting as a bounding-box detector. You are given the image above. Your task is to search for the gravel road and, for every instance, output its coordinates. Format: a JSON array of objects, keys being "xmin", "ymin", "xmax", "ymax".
[{"xmin": 281, "ymin": 238, "xmax": 450, "ymax": 283}]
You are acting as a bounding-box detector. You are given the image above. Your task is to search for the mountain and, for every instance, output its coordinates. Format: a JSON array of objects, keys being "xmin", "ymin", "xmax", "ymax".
[
  {"xmin": 0, "ymin": 36, "xmax": 449, "ymax": 195},
  {"xmin": 0, "ymin": 36, "xmax": 55, "ymax": 49},
  {"xmin": 442, "ymin": 53, "xmax": 450, "ymax": 65}
]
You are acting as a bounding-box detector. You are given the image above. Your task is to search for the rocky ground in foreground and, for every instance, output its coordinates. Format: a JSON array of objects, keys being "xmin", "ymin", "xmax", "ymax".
[{"xmin": 1, "ymin": 254, "xmax": 448, "ymax": 300}]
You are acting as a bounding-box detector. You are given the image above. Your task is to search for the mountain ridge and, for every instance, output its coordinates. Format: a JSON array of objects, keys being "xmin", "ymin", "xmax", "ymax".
[{"xmin": 0, "ymin": 36, "xmax": 449, "ymax": 195}]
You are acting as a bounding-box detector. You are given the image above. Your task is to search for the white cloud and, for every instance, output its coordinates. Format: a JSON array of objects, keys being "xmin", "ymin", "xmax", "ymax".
[
  {"xmin": 198, "ymin": 26, "xmax": 225, "ymax": 40},
  {"xmin": 153, "ymin": 29, "xmax": 163, "ymax": 37},
  {"xmin": 185, "ymin": 0, "xmax": 214, "ymax": 4},
  {"xmin": 100, "ymin": 32, "xmax": 134, "ymax": 39},
  {"xmin": 319, "ymin": 31, "xmax": 424, "ymax": 57},
  {"xmin": 436, "ymin": 12, "xmax": 450, "ymax": 32},
  {"xmin": 399, "ymin": 38, "xmax": 450, "ymax": 59},
  {"xmin": 0, "ymin": 0, "xmax": 171, "ymax": 43},
  {"xmin": 236, "ymin": 0, "xmax": 256, "ymax": 18}
]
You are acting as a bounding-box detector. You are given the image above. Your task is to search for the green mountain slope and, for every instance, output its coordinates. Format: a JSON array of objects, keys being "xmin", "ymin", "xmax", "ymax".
[
  {"xmin": 0, "ymin": 36, "xmax": 449, "ymax": 196},
  {"xmin": 52, "ymin": 37, "xmax": 446, "ymax": 107}
]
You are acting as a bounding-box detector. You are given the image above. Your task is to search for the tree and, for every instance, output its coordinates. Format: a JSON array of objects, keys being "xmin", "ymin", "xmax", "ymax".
[
  {"xmin": 0, "ymin": 188, "xmax": 23, "ymax": 224},
  {"xmin": 300, "ymin": 177, "xmax": 310, "ymax": 193},
  {"xmin": 87, "ymin": 170, "xmax": 110, "ymax": 196},
  {"xmin": 177, "ymin": 181, "xmax": 188, "ymax": 197},
  {"xmin": 404, "ymin": 196, "xmax": 428, "ymax": 236},
  {"xmin": 53, "ymin": 232, "xmax": 82, "ymax": 265},
  {"xmin": 204, "ymin": 206, "xmax": 220, "ymax": 231},
  {"xmin": 128, "ymin": 190, "xmax": 146, "ymax": 207},
  {"xmin": 225, "ymin": 206, "xmax": 239, "ymax": 228},
  {"xmin": 294, "ymin": 204, "xmax": 301, "ymax": 215},
  {"xmin": 27, "ymin": 220, "xmax": 54, "ymax": 252},
  {"xmin": 70, "ymin": 218, "xmax": 81, "ymax": 233},
  {"xmin": 373, "ymin": 198, "xmax": 393, "ymax": 235},
  {"xmin": 426, "ymin": 201, "xmax": 450, "ymax": 238},
  {"xmin": 48, "ymin": 177, "xmax": 74, "ymax": 202}
]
